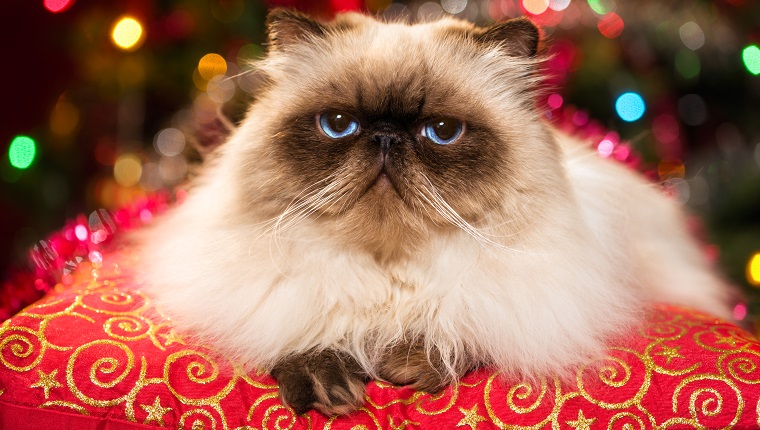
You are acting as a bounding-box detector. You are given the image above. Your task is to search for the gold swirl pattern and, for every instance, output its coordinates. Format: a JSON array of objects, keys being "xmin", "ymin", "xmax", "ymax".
[
  {"xmin": 576, "ymin": 349, "xmax": 650, "ymax": 409},
  {"xmin": 1, "ymin": 250, "xmax": 760, "ymax": 428},
  {"xmin": 0, "ymin": 328, "xmax": 45, "ymax": 372},
  {"xmin": 103, "ymin": 315, "xmax": 151, "ymax": 341},
  {"xmin": 671, "ymin": 375, "xmax": 742, "ymax": 428},
  {"xmin": 66, "ymin": 339, "xmax": 137, "ymax": 407}
]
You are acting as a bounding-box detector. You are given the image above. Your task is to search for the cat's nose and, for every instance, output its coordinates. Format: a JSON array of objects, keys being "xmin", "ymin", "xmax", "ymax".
[{"xmin": 372, "ymin": 132, "xmax": 402, "ymax": 156}]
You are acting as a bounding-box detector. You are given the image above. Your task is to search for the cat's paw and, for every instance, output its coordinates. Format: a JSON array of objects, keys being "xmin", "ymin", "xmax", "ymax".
[
  {"xmin": 271, "ymin": 349, "xmax": 367, "ymax": 416},
  {"xmin": 377, "ymin": 339, "xmax": 471, "ymax": 394}
]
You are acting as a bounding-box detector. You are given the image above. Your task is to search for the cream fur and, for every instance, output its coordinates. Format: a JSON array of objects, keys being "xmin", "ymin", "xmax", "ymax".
[{"xmin": 137, "ymin": 13, "xmax": 733, "ymax": 383}]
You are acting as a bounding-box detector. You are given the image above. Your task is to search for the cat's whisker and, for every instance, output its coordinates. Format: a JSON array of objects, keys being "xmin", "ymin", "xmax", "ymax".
[
  {"xmin": 413, "ymin": 175, "xmax": 532, "ymax": 255},
  {"xmin": 262, "ymin": 170, "xmax": 356, "ymax": 256}
]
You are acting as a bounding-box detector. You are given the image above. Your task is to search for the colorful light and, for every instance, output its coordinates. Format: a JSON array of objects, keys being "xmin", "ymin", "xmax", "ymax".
[
  {"xmin": 441, "ymin": 0, "xmax": 467, "ymax": 14},
  {"xmin": 523, "ymin": 0, "xmax": 549, "ymax": 15},
  {"xmin": 547, "ymin": 94, "xmax": 564, "ymax": 110},
  {"xmin": 675, "ymin": 49, "xmax": 701, "ymax": 79},
  {"xmin": 111, "ymin": 17, "xmax": 144, "ymax": 51},
  {"xmin": 598, "ymin": 13, "xmax": 624, "ymax": 38},
  {"xmin": 44, "ymin": 0, "xmax": 74, "ymax": 13},
  {"xmin": 198, "ymin": 53, "xmax": 227, "ymax": 80},
  {"xmin": 615, "ymin": 92, "xmax": 645, "ymax": 122},
  {"xmin": 8, "ymin": 135, "xmax": 37, "ymax": 169},
  {"xmin": 50, "ymin": 100, "xmax": 80, "ymax": 136},
  {"xmin": 679, "ymin": 22, "xmax": 705, "ymax": 51},
  {"xmin": 733, "ymin": 303, "xmax": 747, "ymax": 321},
  {"xmin": 549, "ymin": 0, "xmax": 571, "ymax": 11},
  {"xmin": 113, "ymin": 153, "xmax": 143, "ymax": 187},
  {"xmin": 742, "ymin": 45, "xmax": 760, "ymax": 76},
  {"xmin": 748, "ymin": 252, "xmax": 760, "ymax": 287},
  {"xmin": 587, "ymin": 0, "xmax": 613, "ymax": 15}
]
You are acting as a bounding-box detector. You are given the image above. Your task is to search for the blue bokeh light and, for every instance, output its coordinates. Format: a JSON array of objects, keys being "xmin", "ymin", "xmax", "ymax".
[{"xmin": 615, "ymin": 92, "xmax": 646, "ymax": 122}]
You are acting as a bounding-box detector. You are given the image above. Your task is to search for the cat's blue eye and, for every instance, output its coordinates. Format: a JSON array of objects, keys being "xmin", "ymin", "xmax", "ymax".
[
  {"xmin": 318, "ymin": 112, "xmax": 359, "ymax": 139},
  {"xmin": 421, "ymin": 118, "xmax": 463, "ymax": 145}
]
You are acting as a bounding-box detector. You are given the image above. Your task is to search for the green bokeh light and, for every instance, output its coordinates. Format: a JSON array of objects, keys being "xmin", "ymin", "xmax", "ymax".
[
  {"xmin": 675, "ymin": 49, "xmax": 701, "ymax": 79},
  {"xmin": 587, "ymin": 0, "xmax": 609, "ymax": 15},
  {"xmin": 743, "ymin": 45, "xmax": 760, "ymax": 76},
  {"xmin": 8, "ymin": 135, "xmax": 37, "ymax": 169}
]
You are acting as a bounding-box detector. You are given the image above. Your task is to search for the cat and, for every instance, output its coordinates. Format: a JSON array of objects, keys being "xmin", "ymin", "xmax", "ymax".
[{"xmin": 138, "ymin": 9, "xmax": 735, "ymax": 416}]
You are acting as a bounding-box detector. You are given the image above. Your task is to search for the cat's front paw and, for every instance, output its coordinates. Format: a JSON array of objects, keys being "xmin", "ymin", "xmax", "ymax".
[
  {"xmin": 271, "ymin": 349, "xmax": 367, "ymax": 416},
  {"xmin": 377, "ymin": 338, "xmax": 472, "ymax": 394}
]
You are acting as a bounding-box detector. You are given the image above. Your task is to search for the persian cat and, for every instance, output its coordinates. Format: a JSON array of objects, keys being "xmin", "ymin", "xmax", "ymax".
[{"xmin": 139, "ymin": 9, "xmax": 734, "ymax": 415}]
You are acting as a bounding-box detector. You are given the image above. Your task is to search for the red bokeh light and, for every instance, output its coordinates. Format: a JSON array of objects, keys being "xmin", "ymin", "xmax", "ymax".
[
  {"xmin": 598, "ymin": 12, "xmax": 624, "ymax": 39},
  {"xmin": 44, "ymin": 0, "xmax": 74, "ymax": 13}
]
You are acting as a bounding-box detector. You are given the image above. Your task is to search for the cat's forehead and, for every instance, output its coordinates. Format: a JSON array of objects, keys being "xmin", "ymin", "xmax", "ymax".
[{"xmin": 285, "ymin": 19, "xmax": 486, "ymax": 119}]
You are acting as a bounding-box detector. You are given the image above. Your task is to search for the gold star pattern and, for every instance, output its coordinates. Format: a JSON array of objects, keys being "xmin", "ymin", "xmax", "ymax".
[
  {"xmin": 566, "ymin": 410, "xmax": 596, "ymax": 430},
  {"xmin": 713, "ymin": 334, "xmax": 739, "ymax": 347},
  {"xmin": 30, "ymin": 369, "xmax": 62, "ymax": 399},
  {"xmin": 159, "ymin": 329, "xmax": 186, "ymax": 346},
  {"xmin": 141, "ymin": 396, "xmax": 173, "ymax": 426},
  {"xmin": 457, "ymin": 404, "xmax": 486, "ymax": 430},
  {"xmin": 389, "ymin": 416, "xmax": 420, "ymax": 429},
  {"xmin": 654, "ymin": 344, "xmax": 684, "ymax": 364}
]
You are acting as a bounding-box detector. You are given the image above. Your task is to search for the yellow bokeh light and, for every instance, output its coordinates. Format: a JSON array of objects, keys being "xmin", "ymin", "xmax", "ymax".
[
  {"xmin": 198, "ymin": 53, "xmax": 228, "ymax": 80},
  {"xmin": 523, "ymin": 0, "xmax": 549, "ymax": 15},
  {"xmin": 113, "ymin": 153, "xmax": 143, "ymax": 187},
  {"xmin": 112, "ymin": 17, "xmax": 144, "ymax": 51},
  {"xmin": 748, "ymin": 252, "xmax": 760, "ymax": 287}
]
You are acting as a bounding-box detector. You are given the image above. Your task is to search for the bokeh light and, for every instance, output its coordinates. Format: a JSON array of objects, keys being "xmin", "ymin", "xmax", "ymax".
[
  {"xmin": 675, "ymin": 49, "xmax": 701, "ymax": 79},
  {"xmin": 587, "ymin": 0, "xmax": 614, "ymax": 15},
  {"xmin": 198, "ymin": 53, "xmax": 227, "ymax": 80},
  {"xmin": 679, "ymin": 22, "xmax": 705, "ymax": 51},
  {"xmin": 615, "ymin": 92, "xmax": 645, "ymax": 122},
  {"xmin": 549, "ymin": 0, "xmax": 571, "ymax": 11},
  {"xmin": 748, "ymin": 252, "xmax": 760, "ymax": 287},
  {"xmin": 417, "ymin": 2, "xmax": 444, "ymax": 21},
  {"xmin": 207, "ymin": 75, "xmax": 236, "ymax": 104},
  {"xmin": 678, "ymin": 94, "xmax": 707, "ymax": 126},
  {"xmin": 441, "ymin": 0, "xmax": 467, "ymax": 14},
  {"xmin": 742, "ymin": 45, "xmax": 760, "ymax": 75},
  {"xmin": 547, "ymin": 93, "xmax": 564, "ymax": 110},
  {"xmin": 598, "ymin": 13, "xmax": 624, "ymax": 38},
  {"xmin": 154, "ymin": 128, "xmax": 186, "ymax": 157},
  {"xmin": 523, "ymin": 0, "xmax": 549, "ymax": 15},
  {"xmin": 658, "ymin": 159, "xmax": 685, "ymax": 179},
  {"xmin": 652, "ymin": 114, "xmax": 680, "ymax": 144},
  {"xmin": 111, "ymin": 17, "xmax": 144, "ymax": 51},
  {"xmin": 8, "ymin": 136, "xmax": 37, "ymax": 170},
  {"xmin": 50, "ymin": 100, "xmax": 80, "ymax": 136},
  {"xmin": 597, "ymin": 139, "xmax": 614, "ymax": 157},
  {"xmin": 44, "ymin": 0, "xmax": 74, "ymax": 13},
  {"xmin": 733, "ymin": 303, "xmax": 747, "ymax": 320},
  {"xmin": 113, "ymin": 153, "xmax": 142, "ymax": 187}
]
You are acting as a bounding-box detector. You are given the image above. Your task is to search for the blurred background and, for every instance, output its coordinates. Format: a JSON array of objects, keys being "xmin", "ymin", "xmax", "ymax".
[{"xmin": 1, "ymin": 0, "xmax": 759, "ymax": 327}]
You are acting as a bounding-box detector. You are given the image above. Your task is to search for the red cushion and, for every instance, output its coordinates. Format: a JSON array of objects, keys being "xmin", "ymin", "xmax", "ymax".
[{"xmin": 2, "ymin": 247, "xmax": 760, "ymax": 429}]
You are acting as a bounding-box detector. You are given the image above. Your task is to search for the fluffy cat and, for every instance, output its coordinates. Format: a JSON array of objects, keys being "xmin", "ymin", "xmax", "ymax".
[{"xmin": 138, "ymin": 9, "xmax": 734, "ymax": 415}]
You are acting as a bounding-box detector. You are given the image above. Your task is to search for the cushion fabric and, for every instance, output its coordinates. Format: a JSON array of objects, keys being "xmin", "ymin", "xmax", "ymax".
[{"xmin": 2, "ymin": 245, "xmax": 760, "ymax": 429}]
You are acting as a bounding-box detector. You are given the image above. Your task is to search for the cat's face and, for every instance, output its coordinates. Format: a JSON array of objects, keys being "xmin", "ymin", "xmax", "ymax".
[{"xmin": 234, "ymin": 11, "xmax": 565, "ymax": 259}]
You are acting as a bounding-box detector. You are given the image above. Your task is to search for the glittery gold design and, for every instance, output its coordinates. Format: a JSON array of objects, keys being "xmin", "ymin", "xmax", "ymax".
[
  {"xmin": 653, "ymin": 344, "xmax": 684, "ymax": 365},
  {"xmin": 159, "ymin": 328, "xmax": 186, "ymax": 346},
  {"xmin": 40, "ymin": 400, "xmax": 90, "ymax": 414},
  {"xmin": 30, "ymin": 369, "xmax": 62, "ymax": 398},
  {"xmin": 2, "ymin": 253, "xmax": 760, "ymax": 428},
  {"xmin": 457, "ymin": 404, "xmax": 486, "ymax": 429},
  {"xmin": 388, "ymin": 416, "xmax": 419, "ymax": 429},
  {"xmin": 566, "ymin": 410, "xmax": 595, "ymax": 430},
  {"xmin": 141, "ymin": 395, "xmax": 173, "ymax": 425}
]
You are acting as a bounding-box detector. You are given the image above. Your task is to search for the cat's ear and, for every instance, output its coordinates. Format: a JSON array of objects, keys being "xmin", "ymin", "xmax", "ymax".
[
  {"xmin": 475, "ymin": 17, "xmax": 540, "ymax": 57},
  {"xmin": 266, "ymin": 8, "xmax": 327, "ymax": 51}
]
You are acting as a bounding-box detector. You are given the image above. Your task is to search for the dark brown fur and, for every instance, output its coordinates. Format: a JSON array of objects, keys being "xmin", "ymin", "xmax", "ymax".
[{"xmin": 271, "ymin": 349, "xmax": 367, "ymax": 415}]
